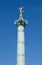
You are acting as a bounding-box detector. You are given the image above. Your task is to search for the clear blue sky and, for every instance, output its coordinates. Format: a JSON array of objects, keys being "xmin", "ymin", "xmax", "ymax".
[{"xmin": 0, "ymin": 0, "xmax": 42, "ymax": 65}]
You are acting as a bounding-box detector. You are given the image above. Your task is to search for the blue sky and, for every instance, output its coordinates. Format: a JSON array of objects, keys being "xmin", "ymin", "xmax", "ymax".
[{"xmin": 0, "ymin": 0, "xmax": 42, "ymax": 65}]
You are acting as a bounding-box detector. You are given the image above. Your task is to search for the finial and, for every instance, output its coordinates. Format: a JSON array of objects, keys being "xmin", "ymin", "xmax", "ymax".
[{"xmin": 19, "ymin": 7, "xmax": 23, "ymax": 16}]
